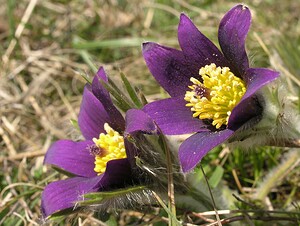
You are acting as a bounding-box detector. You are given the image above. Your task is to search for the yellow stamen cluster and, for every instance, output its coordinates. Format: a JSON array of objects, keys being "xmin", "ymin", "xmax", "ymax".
[
  {"xmin": 92, "ymin": 123, "xmax": 126, "ymax": 174},
  {"xmin": 185, "ymin": 63, "xmax": 246, "ymax": 129}
]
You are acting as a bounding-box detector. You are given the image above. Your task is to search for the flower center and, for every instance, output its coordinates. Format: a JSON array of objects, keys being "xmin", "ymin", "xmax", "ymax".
[
  {"xmin": 91, "ymin": 123, "xmax": 126, "ymax": 174},
  {"xmin": 184, "ymin": 63, "xmax": 246, "ymax": 129}
]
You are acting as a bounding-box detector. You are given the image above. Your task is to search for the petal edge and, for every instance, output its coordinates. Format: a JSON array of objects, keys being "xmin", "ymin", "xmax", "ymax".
[
  {"xmin": 218, "ymin": 4, "xmax": 251, "ymax": 76},
  {"xmin": 143, "ymin": 97, "xmax": 208, "ymax": 135},
  {"xmin": 143, "ymin": 42, "xmax": 197, "ymax": 97},
  {"xmin": 178, "ymin": 13, "xmax": 228, "ymax": 68},
  {"xmin": 179, "ymin": 129, "xmax": 234, "ymax": 172},
  {"xmin": 44, "ymin": 140, "xmax": 96, "ymax": 178}
]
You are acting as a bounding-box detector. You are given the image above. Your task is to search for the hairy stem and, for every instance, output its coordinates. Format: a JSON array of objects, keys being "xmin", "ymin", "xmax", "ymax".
[
  {"xmin": 160, "ymin": 133, "xmax": 177, "ymax": 226},
  {"xmin": 255, "ymin": 149, "xmax": 300, "ymax": 201}
]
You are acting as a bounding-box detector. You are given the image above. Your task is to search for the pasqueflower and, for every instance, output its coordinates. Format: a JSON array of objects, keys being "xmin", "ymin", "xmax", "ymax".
[
  {"xmin": 140, "ymin": 5, "xmax": 279, "ymax": 172},
  {"xmin": 41, "ymin": 68, "xmax": 138, "ymax": 218}
]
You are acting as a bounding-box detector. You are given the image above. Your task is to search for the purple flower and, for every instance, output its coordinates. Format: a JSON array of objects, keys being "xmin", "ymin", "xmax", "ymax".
[
  {"xmin": 41, "ymin": 67, "xmax": 138, "ymax": 218},
  {"xmin": 139, "ymin": 5, "xmax": 279, "ymax": 172}
]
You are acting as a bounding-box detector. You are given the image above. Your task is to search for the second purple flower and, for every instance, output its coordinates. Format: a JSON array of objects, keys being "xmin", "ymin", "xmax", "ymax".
[{"xmin": 41, "ymin": 68, "xmax": 139, "ymax": 218}]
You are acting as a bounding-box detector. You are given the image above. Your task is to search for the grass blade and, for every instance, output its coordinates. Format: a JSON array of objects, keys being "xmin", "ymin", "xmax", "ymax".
[
  {"xmin": 100, "ymin": 79, "xmax": 134, "ymax": 112},
  {"xmin": 7, "ymin": 0, "xmax": 16, "ymax": 39},
  {"xmin": 120, "ymin": 72, "xmax": 143, "ymax": 108},
  {"xmin": 78, "ymin": 186, "xmax": 147, "ymax": 206},
  {"xmin": 73, "ymin": 37, "xmax": 145, "ymax": 49}
]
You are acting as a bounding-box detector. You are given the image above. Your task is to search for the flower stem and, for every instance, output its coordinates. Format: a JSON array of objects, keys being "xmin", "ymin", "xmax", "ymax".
[
  {"xmin": 160, "ymin": 133, "xmax": 177, "ymax": 226},
  {"xmin": 200, "ymin": 165, "xmax": 222, "ymax": 226},
  {"xmin": 255, "ymin": 149, "xmax": 300, "ymax": 202}
]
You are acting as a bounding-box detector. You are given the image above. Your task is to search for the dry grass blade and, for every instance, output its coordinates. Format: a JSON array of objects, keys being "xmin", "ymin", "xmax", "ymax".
[{"xmin": 2, "ymin": 0, "xmax": 38, "ymax": 63}]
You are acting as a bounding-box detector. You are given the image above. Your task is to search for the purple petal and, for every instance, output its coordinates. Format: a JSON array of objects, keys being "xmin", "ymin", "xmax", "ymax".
[
  {"xmin": 178, "ymin": 13, "xmax": 228, "ymax": 69},
  {"xmin": 92, "ymin": 67, "xmax": 125, "ymax": 132},
  {"xmin": 124, "ymin": 109, "xmax": 155, "ymax": 166},
  {"xmin": 96, "ymin": 66, "xmax": 109, "ymax": 81},
  {"xmin": 218, "ymin": 4, "xmax": 251, "ymax": 76},
  {"xmin": 44, "ymin": 140, "xmax": 97, "ymax": 178},
  {"xmin": 179, "ymin": 129, "xmax": 234, "ymax": 172},
  {"xmin": 228, "ymin": 95, "xmax": 262, "ymax": 130},
  {"xmin": 42, "ymin": 158, "xmax": 133, "ymax": 218},
  {"xmin": 228, "ymin": 68, "xmax": 279, "ymax": 128},
  {"xmin": 142, "ymin": 42, "xmax": 198, "ymax": 97},
  {"xmin": 242, "ymin": 68, "xmax": 280, "ymax": 100},
  {"xmin": 143, "ymin": 97, "xmax": 208, "ymax": 135},
  {"xmin": 125, "ymin": 109, "xmax": 157, "ymax": 135},
  {"xmin": 99, "ymin": 158, "xmax": 133, "ymax": 190},
  {"xmin": 124, "ymin": 140, "xmax": 139, "ymax": 167},
  {"xmin": 78, "ymin": 86, "xmax": 111, "ymax": 140},
  {"xmin": 41, "ymin": 176, "xmax": 102, "ymax": 218}
]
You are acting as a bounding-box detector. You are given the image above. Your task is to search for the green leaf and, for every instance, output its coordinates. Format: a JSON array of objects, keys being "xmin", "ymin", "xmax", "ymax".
[
  {"xmin": 107, "ymin": 76, "xmax": 123, "ymax": 95},
  {"xmin": 70, "ymin": 119, "xmax": 79, "ymax": 131},
  {"xmin": 48, "ymin": 207, "xmax": 79, "ymax": 220},
  {"xmin": 189, "ymin": 164, "xmax": 211, "ymax": 186},
  {"xmin": 120, "ymin": 72, "xmax": 143, "ymax": 108},
  {"xmin": 7, "ymin": 0, "xmax": 16, "ymax": 40},
  {"xmin": 152, "ymin": 192, "xmax": 181, "ymax": 226},
  {"xmin": 99, "ymin": 79, "xmax": 134, "ymax": 112},
  {"xmin": 78, "ymin": 186, "xmax": 147, "ymax": 206},
  {"xmin": 0, "ymin": 205, "xmax": 10, "ymax": 221},
  {"xmin": 105, "ymin": 215, "xmax": 118, "ymax": 226},
  {"xmin": 138, "ymin": 89, "xmax": 148, "ymax": 105},
  {"xmin": 73, "ymin": 36, "xmax": 98, "ymax": 74},
  {"xmin": 78, "ymin": 50, "xmax": 98, "ymax": 74},
  {"xmin": 208, "ymin": 165, "xmax": 224, "ymax": 188},
  {"xmin": 50, "ymin": 165, "xmax": 77, "ymax": 178},
  {"xmin": 73, "ymin": 37, "xmax": 145, "ymax": 49},
  {"xmin": 79, "ymin": 71, "xmax": 93, "ymax": 84}
]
